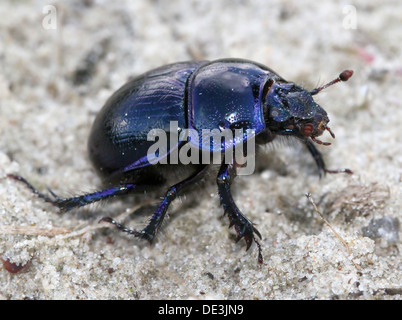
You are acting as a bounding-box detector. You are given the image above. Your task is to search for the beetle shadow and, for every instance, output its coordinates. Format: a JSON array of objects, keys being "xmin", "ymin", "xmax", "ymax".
[
  {"xmin": 253, "ymin": 146, "xmax": 290, "ymax": 176},
  {"xmin": 257, "ymin": 137, "xmax": 326, "ymax": 178},
  {"xmin": 278, "ymin": 194, "xmax": 325, "ymax": 235}
]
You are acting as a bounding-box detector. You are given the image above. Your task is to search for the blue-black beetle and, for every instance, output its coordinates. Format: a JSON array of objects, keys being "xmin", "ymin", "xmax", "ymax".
[{"xmin": 9, "ymin": 58, "xmax": 353, "ymax": 263}]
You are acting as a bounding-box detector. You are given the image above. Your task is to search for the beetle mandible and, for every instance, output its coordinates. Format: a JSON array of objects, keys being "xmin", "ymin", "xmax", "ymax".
[{"xmin": 9, "ymin": 58, "xmax": 353, "ymax": 263}]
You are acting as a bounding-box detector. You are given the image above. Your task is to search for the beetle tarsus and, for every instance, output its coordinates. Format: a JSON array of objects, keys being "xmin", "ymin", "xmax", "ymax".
[
  {"xmin": 325, "ymin": 168, "xmax": 353, "ymax": 175},
  {"xmin": 254, "ymin": 237, "xmax": 264, "ymax": 264},
  {"xmin": 99, "ymin": 217, "xmax": 144, "ymax": 238},
  {"xmin": 7, "ymin": 174, "xmax": 55, "ymax": 203}
]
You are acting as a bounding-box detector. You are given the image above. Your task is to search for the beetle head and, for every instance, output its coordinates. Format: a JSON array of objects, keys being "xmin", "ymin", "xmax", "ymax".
[{"xmin": 264, "ymin": 70, "xmax": 353, "ymax": 146}]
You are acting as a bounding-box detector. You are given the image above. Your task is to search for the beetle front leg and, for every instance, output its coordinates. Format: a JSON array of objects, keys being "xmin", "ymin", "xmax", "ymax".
[
  {"xmin": 304, "ymin": 139, "xmax": 353, "ymax": 177},
  {"xmin": 304, "ymin": 139, "xmax": 326, "ymax": 177},
  {"xmin": 217, "ymin": 161, "xmax": 263, "ymax": 263}
]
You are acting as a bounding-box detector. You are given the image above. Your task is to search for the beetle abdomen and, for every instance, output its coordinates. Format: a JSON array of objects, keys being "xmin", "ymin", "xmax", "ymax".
[{"xmin": 88, "ymin": 61, "xmax": 208, "ymax": 178}]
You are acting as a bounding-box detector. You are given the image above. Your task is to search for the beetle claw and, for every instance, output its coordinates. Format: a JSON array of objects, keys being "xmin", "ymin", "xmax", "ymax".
[{"xmin": 230, "ymin": 217, "xmax": 262, "ymax": 257}]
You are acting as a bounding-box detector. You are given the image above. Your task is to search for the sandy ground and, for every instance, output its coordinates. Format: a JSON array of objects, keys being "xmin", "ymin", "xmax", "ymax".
[{"xmin": 0, "ymin": 0, "xmax": 401, "ymax": 300}]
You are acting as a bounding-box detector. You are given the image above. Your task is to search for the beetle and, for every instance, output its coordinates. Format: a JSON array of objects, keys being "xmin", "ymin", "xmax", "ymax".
[{"xmin": 9, "ymin": 58, "xmax": 353, "ymax": 263}]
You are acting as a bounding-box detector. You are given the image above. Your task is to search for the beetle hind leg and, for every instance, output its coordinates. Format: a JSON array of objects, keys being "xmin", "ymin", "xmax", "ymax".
[
  {"xmin": 7, "ymin": 174, "xmax": 138, "ymax": 211},
  {"xmin": 217, "ymin": 161, "xmax": 263, "ymax": 264}
]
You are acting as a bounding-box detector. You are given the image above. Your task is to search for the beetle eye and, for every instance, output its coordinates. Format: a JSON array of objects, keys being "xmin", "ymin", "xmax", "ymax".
[{"xmin": 302, "ymin": 123, "xmax": 314, "ymax": 137}]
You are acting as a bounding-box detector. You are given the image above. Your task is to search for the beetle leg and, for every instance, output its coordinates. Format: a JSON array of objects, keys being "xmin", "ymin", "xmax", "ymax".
[
  {"xmin": 304, "ymin": 140, "xmax": 353, "ymax": 176},
  {"xmin": 101, "ymin": 164, "xmax": 209, "ymax": 243},
  {"xmin": 217, "ymin": 160, "xmax": 263, "ymax": 264},
  {"xmin": 304, "ymin": 139, "xmax": 326, "ymax": 177},
  {"xmin": 7, "ymin": 174, "xmax": 138, "ymax": 211},
  {"xmin": 54, "ymin": 185, "xmax": 138, "ymax": 211}
]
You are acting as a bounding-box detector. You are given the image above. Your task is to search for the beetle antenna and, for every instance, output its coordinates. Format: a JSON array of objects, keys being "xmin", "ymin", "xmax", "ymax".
[{"xmin": 310, "ymin": 70, "xmax": 353, "ymax": 96}]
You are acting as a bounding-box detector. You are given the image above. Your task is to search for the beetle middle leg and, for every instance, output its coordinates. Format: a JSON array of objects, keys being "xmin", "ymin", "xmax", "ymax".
[
  {"xmin": 101, "ymin": 164, "xmax": 209, "ymax": 242},
  {"xmin": 217, "ymin": 159, "xmax": 263, "ymax": 263}
]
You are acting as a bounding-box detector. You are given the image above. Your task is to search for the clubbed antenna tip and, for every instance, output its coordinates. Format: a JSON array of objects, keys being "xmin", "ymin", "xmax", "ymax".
[
  {"xmin": 310, "ymin": 69, "xmax": 354, "ymax": 96},
  {"xmin": 339, "ymin": 69, "xmax": 354, "ymax": 82}
]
